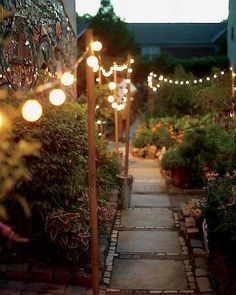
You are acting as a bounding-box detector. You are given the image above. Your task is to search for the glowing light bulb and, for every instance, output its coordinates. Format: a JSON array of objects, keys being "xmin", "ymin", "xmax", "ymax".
[
  {"xmin": 169, "ymin": 80, "xmax": 173, "ymax": 84},
  {"xmin": 175, "ymin": 81, "xmax": 179, "ymax": 85},
  {"xmin": 128, "ymin": 68, "xmax": 133, "ymax": 73},
  {"xmin": 61, "ymin": 72, "xmax": 75, "ymax": 86},
  {"xmin": 108, "ymin": 95, "xmax": 115, "ymax": 103},
  {"xmin": 157, "ymin": 84, "xmax": 161, "ymax": 88},
  {"xmin": 92, "ymin": 41, "xmax": 102, "ymax": 52},
  {"xmin": 126, "ymin": 79, "xmax": 131, "ymax": 84},
  {"xmin": 22, "ymin": 99, "xmax": 42, "ymax": 122},
  {"xmin": 186, "ymin": 81, "xmax": 190, "ymax": 85},
  {"xmin": 96, "ymin": 120, "xmax": 102, "ymax": 125},
  {"xmin": 180, "ymin": 81, "xmax": 184, "ymax": 85},
  {"xmin": 213, "ymin": 74, "xmax": 217, "ymax": 79},
  {"xmin": 199, "ymin": 79, "xmax": 203, "ymax": 83},
  {"xmin": 206, "ymin": 77, "xmax": 210, "ymax": 81},
  {"xmin": 49, "ymin": 89, "xmax": 66, "ymax": 106},
  {"xmin": 153, "ymin": 87, "xmax": 157, "ymax": 92},
  {"xmin": 193, "ymin": 80, "xmax": 197, "ymax": 84},
  {"xmin": 159, "ymin": 75, "xmax": 164, "ymax": 81},
  {"xmin": 221, "ymin": 71, "xmax": 225, "ymax": 75},
  {"xmin": 123, "ymin": 89, "xmax": 128, "ymax": 94},
  {"xmin": 93, "ymin": 64, "xmax": 100, "ymax": 73},
  {"xmin": 111, "ymin": 102, "xmax": 118, "ymax": 109},
  {"xmin": 130, "ymin": 58, "xmax": 134, "ymax": 64},
  {"xmin": 164, "ymin": 78, "xmax": 168, "ymax": 82},
  {"xmin": 87, "ymin": 56, "xmax": 98, "ymax": 68},
  {"xmin": 117, "ymin": 105, "xmax": 123, "ymax": 111},
  {"xmin": 109, "ymin": 82, "xmax": 116, "ymax": 90}
]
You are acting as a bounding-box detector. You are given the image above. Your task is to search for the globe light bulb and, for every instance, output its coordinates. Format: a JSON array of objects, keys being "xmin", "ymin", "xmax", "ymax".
[
  {"xmin": 112, "ymin": 102, "xmax": 118, "ymax": 109},
  {"xmin": 109, "ymin": 82, "xmax": 116, "ymax": 90},
  {"xmin": 130, "ymin": 58, "xmax": 134, "ymax": 64},
  {"xmin": 61, "ymin": 72, "xmax": 75, "ymax": 86},
  {"xmin": 49, "ymin": 89, "xmax": 66, "ymax": 106},
  {"xmin": 93, "ymin": 64, "xmax": 100, "ymax": 73},
  {"xmin": 22, "ymin": 99, "xmax": 42, "ymax": 122},
  {"xmin": 128, "ymin": 68, "xmax": 133, "ymax": 73},
  {"xmin": 96, "ymin": 120, "xmax": 102, "ymax": 125},
  {"xmin": 92, "ymin": 41, "xmax": 102, "ymax": 52},
  {"xmin": 108, "ymin": 95, "xmax": 115, "ymax": 103},
  {"xmin": 87, "ymin": 56, "xmax": 98, "ymax": 68},
  {"xmin": 117, "ymin": 105, "xmax": 123, "ymax": 111}
]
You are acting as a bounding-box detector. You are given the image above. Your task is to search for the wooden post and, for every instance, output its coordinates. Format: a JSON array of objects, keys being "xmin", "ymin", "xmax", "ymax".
[
  {"xmin": 113, "ymin": 63, "xmax": 119, "ymax": 152},
  {"xmin": 124, "ymin": 55, "xmax": 132, "ymax": 178},
  {"xmin": 85, "ymin": 29, "xmax": 100, "ymax": 295}
]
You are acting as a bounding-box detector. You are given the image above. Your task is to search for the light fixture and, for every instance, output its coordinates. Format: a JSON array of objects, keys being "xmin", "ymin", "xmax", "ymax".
[
  {"xmin": 49, "ymin": 89, "xmax": 66, "ymax": 106},
  {"xmin": 22, "ymin": 99, "xmax": 43, "ymax": 122},
  {"xmin": 87, "ymin": 56, "xmax": 99, "ymax": 68},
  {"xmin": 108, "ymin": 95, "xmax": 115, "ymax": 103},
  {"xmin": 109, "ymin": 82, "xmax": 116, "ymax": 90},
  {"xmin": 92, "ymin": 41, "xmax": 102, "ymax": 52},
  {"xmin": 111, "ymin": 102, "xmax": 118, "ymax": 109},
  {"xmin": 61, "ymin": 72, "xmax": 75, "ymax": 86}
]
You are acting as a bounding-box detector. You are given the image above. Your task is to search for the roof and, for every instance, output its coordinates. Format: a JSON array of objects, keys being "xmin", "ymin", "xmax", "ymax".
[{"xmin": 127, "ymin": 23, "xmax": 227, "ymax": 45}]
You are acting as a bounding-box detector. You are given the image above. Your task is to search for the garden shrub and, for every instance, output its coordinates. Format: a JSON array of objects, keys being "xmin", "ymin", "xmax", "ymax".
[{"xmin": 202, "ymin": 177, "xmax": 236, "ymax": 257}]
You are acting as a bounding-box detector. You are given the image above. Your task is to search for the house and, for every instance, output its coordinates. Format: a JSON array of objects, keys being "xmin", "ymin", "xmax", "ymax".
[
  {"xmin": 127, "ymin": 23, "xmax": 227, "ymax": 59},
  {"xmin": 228, "ymin": 0, "xmax": 236, "ymax": 64}
]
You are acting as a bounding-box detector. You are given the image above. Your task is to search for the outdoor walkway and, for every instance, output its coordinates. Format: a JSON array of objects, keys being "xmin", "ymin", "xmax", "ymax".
[{"xmin": 105, "ymin": 155, "xmax": 215, "ymax": 295}]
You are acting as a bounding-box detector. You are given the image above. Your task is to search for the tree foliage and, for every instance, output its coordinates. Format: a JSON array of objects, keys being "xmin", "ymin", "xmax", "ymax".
[{"xmin": 77, "ymin": 0, "xmax": 139, "ymax": 57}]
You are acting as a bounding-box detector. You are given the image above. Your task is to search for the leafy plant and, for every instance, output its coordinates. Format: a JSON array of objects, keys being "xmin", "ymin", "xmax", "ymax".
[{"xmin": 45, "ymin": 192, "xmax": 112, "ymax": 262}]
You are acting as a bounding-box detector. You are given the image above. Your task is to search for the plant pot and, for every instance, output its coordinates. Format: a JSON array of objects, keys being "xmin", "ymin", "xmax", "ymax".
[{"xmin": 171, "ymin": 167, "xmax": 190, "ymax": 187}]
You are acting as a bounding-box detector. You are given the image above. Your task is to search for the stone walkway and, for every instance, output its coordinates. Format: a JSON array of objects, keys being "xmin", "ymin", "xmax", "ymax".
[{"xmin": 105, "ymin": 156, "xmax": 215, "ymax": 295}]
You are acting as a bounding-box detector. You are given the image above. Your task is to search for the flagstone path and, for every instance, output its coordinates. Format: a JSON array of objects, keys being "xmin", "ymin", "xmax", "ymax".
[{"xmin": 105, "ymin": 155, "xmax": 215, "ymax": 295}]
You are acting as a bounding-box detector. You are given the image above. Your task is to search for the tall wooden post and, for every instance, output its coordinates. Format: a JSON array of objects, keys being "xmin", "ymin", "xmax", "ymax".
[
  {"xmin": 113, "ymin": 63, "xmax": 119, "ymax": 152},
  {"xmin": 124, "ymin": 55, "xmax": 132, "ymax": 178},
  {"xmin": 85, "ymin": 29, "xmax": 100, "ymax": 295}
]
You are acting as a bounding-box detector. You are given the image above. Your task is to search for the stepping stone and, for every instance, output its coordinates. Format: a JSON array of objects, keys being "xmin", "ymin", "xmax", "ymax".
[
  {"xmin": 195, "ymin": 268, "xmax": 208, "ymax": 277},
  {"xmin": 195, "ymin": 257, "xmax": 207, "ymax": 268},
  {"xmin": 121, "ymin": 209, "xmax": 174, "ymax": 227},
  {"xmin": 131, "ymin": 194, "xmax": 171, "ymax": 208},
  {"xmin": 117, "ymin": 231, "xmax": 181, "ymax": 253},
  {"xmin": 190, "ymin": 239, "xmax": 203, "ymax": 249},
  {"xmin": 111, "ymin": 259, "xmax": 188, "ymax": 290},
  {"xmin": 196, "ymin": 277, "xmax": 212, "ymax": 292}
]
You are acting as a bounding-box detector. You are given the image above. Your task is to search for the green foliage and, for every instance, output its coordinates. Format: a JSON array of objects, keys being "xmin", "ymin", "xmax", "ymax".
[
  {"xmin": 161, "ymin": 147, "xmax": 186, "ymax": 170},
  {"xmin": 202, "ymin": 177, "xmax": 236, "ymax": 256},
  {"xmin": 13, "ymin": 102, "xmax": 88, "ymax": 206},
  {"xmin": 45, "ymin": 192, "xmax": 112, "ymax": 262},
  {"xmin": 87, "ymin": 0, "xmax": 139, "ymax": 56},
  {"xmin": 161, "ymin": 127, "xmax": 218, "ymax": 174}
]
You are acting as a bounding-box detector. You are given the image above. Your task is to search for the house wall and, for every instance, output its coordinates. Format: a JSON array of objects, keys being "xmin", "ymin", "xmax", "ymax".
[{"xmin": 228, "ymin": 0, "xmax": 236, "ymax": 64}]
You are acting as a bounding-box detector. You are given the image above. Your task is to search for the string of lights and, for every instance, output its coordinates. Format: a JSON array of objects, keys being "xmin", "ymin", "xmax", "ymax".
[{"xmin": 147, "ymin": 66, "xmax": 235, "ymax": 92}]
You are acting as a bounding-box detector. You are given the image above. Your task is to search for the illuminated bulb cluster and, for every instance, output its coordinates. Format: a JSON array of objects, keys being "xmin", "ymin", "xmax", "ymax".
[
  {"xmin": 100, "ymin": 58, "xmax": 134, "ymax": 78},
  {"xmin": 147, "ymin": 67, "xmax": 231, "ymax": 92}
]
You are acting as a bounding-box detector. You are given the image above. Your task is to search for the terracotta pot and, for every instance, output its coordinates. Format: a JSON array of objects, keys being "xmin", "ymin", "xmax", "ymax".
[{"xmin": 171, "ymin": 167, "xmax": 190, "ymax": 187}]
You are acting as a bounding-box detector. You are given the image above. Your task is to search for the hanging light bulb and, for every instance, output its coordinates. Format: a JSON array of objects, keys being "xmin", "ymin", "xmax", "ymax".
[
  {"xmin": 108, "ymin": 95, "xmax": 115, "ymax": 103},
  {"xmin": 213, "ymin": 74, "xmax": 217, "ymax": 79},
  {"xmin": 221, "ymin": 71, "xmax": 225, "ymax": 75},
  {"xmin": 93, "ymin": 64, "xmax": 100, "ymax": 73},
  {"xmin": 96, "ymin": 120, "xmax": 102, "ymax": 125},
  {"xmin": 186, "ymin": 81, "xmax": 190, "ymax": 85},
  {"xmin": 193, "ymin": 80, "xmax": 198, "ymax": 84},
  {"xmin": 109, "ymin": 82, "xmax": 116, "ymax": 90},
  {"xmin": 159, "ymin": 75, "xmax": 164, "ymax": 81},
  {"xmin": 61, "ymin": 72, "xmax": 75, "ymax": 86},
  {"xmin": 111, "ymin": 102, "xmax": 118, "ymax": 109},
  {"xmin": 49, "ymin": 89, "xmax": 66, "ymax": 106},
  {"xmin": 206, "ymin": 77, "xmax": 210, "ymax": 81},
  {"xmin": 117, "ymin": 104, "xmax": 123, "ymax": 111},
  {"xmin": 199, "ymin": 79, "xmax": 203, "ymax": 83},
  {"xmin": 92, "ymin": 41, "xmax": 102, "ymax": 52},
  {"xmin": 87, "ymin": 56, "xmax": 98, "ymax": 68},
  {"xmin": 22, "ymin": 99, "xmax": 42, "ymax": 122},
  {"xmin": 130, "ymin": 58, "xmax": 135, "ymax": 64}
]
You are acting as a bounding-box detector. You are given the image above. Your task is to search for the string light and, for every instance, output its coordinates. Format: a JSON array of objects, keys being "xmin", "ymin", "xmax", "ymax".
[
  {"xmin": 61, "ymin": 72, "xmax": 75, "ymax": 86},
  {"xmin": 108, "ymin": 95, "xmax": 115, "ymax": 103},
  {"xmin": 92, "ymin": 41, "xmax": 103, "ymax": 52},
  {"xmin": 87, "ymin": 56, "xmax": 99, "ymax": 68},
  {"xmin": 147, "ymin": 65, "xmax": 232, "ymax": 92},
  {"xmin": 22, "ymin": 99, "xmax": 43, "ymax": 122},
  {"xmin": 49, "ymin": 89, "xmax": 66, "ymax": 106},
  {"xmin": 111, "ymin": 102, "xmax": 118, "ymax": 109},
  {"xmin": 130, "ymin": 58, "xmax": 135, "ymax": 64},
  {"xmin": 109, "ymin": 82, "xmax": 116, "ymax": 91}
]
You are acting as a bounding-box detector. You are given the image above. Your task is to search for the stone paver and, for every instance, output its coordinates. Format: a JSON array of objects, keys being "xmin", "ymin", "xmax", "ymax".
[
  {"xmin": 131, "ymin": 194, "xmax": 171, "ymax": 208},
  {"xmin": 117, "ymin": 231, "xmax": 181, "ymax": 253},
  {"xmin": 121, "ymin": 209, "xmax": 174, "ymax": 227},
  {"xmin": 111, "ymin": 259, "xmax": 188, "ymax": 290}
]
